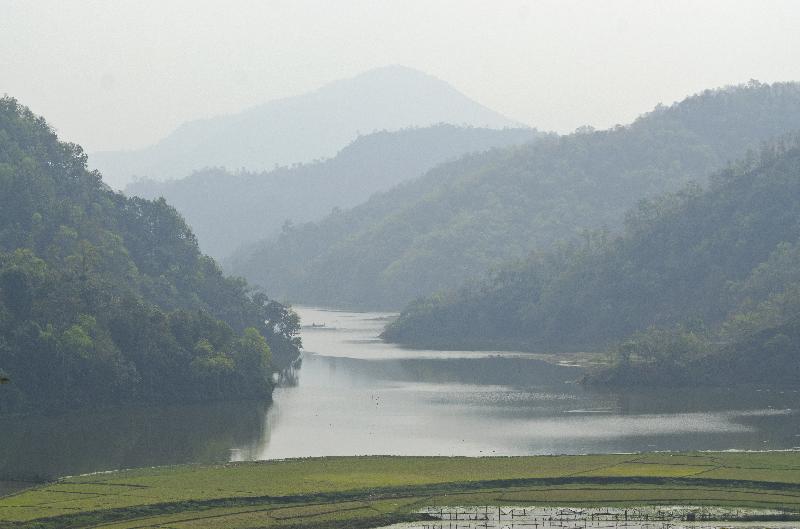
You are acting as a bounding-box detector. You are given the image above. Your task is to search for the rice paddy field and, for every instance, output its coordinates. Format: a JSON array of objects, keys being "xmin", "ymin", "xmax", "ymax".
[{"xmin": 1, "ymin": 452, "xmax": 799, "ymax": 529}]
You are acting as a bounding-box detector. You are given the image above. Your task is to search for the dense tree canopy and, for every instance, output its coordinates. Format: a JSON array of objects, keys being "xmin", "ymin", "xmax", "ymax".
[
  {"xmin": 385, "ymin": 140, "xmax": 800, "ymax": 385},
  {"xmin": 232, "ymin": 81, "xmax": 800, "ymax": 309},
  {"xmin": 127, "ymin": 125, "xmax": 541, "ymax": 259},
  {"xmin": 0, "ymin": 97, "xmax": 300, "ymax": 412}
]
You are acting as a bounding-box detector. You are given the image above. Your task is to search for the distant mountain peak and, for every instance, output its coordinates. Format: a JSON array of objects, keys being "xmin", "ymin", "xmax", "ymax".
[{"xmin": 90, "ymin": 66, "xmax": 523, "ymax": 188}]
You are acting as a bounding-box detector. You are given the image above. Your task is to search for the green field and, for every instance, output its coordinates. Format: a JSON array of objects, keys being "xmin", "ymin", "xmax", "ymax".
[{"xmin": 1, "ymin": 452, "xmax": 799, "ymax": 528}]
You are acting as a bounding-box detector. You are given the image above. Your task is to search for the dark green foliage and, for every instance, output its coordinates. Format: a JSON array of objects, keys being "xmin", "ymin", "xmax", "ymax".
[
  {"xmin": 127, "ymin": 125, "xmax": 541, "ymax": 259},
  {"xmin": 0, "ymin": 97, "xmax": 300, "ymax": 412},
  {"xmin": 233, "ymin": 81, "xmax": 800, "ymax": 309},
  {"xmin": 387, "ymin": 140, "xmax": 800, "ymax": 385},
  {"xmin": 592, "ymin": 315, "xmax": 800, "ymax": 387},
  {"xmin": 706, "ymin": 316, "xmax": 800, "ymax": 385},
  {"xmin": 586, "ymin": 325, "xmax": 713, "ymax": 386}
]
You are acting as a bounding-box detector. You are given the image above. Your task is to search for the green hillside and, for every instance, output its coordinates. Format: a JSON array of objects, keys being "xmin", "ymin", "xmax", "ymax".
[
  {"xmin": 233, "ymin": 81, "xmax": 800, "ymax": 309},
  {"xmin": 128, "ymin": 125, "xmax": 540, "ymax": 259},
  {"xmin": 386, "ymin": 140, "xmax": 800, "ymax": 385},
  {"xmin": 0, "ymin": 98, "xmax": 300, "ymax": 412}
]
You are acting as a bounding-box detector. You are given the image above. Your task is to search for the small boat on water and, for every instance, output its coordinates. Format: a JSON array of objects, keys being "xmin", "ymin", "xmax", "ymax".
[{"xmin": 301, "ymin": 322, "xmax": 335, "ymax": 330}]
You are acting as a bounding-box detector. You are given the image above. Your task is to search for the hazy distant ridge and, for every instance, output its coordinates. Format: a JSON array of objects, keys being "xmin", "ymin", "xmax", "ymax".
[
  {"xmin": 126, "ymin": 125, "xmax": 542, "ymax": 259},
  {"xmin": 91, "ymin": 66, "xmax": 522, "ymax": 188}
]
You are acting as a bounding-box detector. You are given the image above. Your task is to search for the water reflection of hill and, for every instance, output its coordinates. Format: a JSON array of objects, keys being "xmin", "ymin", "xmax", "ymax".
[{"xmin": 0, "ymin": 400, "xmax": 269, "ymax": 480}]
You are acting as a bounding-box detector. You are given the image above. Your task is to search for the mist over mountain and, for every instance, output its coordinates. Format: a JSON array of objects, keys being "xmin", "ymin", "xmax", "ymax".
[
  {"xmin": 230, "ymin": 81, "xmax": 800, "ymax": 310},
  {"xmin": 126, "ymin": 125, "xmax": 542, "ymax": 259},
  {"xmin": 90, "ymin": 66, "xmax": 523, "ymax": 189}
]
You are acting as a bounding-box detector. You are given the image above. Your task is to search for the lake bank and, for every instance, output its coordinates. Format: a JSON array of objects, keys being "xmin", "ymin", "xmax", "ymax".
[
  {"xmin": 2, "ymin": 307, "xmax": 799, "ymax": 481},
  {"xmin": 2, "ymin": 452, "xmax": 799, "ymax": 529}
]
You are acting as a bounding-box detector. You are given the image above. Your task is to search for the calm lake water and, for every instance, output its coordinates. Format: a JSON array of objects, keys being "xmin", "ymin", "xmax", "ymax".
[{"xmin": 1, "ymin": 306, "xmax": 799, "ymax": 480}]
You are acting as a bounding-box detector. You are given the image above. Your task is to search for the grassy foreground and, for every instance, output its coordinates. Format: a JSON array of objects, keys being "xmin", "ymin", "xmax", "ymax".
[{"xmin": 1, "ymin": 452, "xmax": 799, "ymax": 528}]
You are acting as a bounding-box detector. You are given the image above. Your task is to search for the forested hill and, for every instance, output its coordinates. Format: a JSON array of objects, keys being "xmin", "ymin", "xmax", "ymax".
[
  {"xmin": 385, "ymin": 140, "xmax": 800, "ymax": 385},
  {"xmin": 231, "ymin": 81, "xmax": 800, "ymax": 309},
  {"xmin": 127, "ymin": 125, "xmax": 541, "ymax": 259},
  {"xmin": 0, "ymin": 97, "xmax": 300, "ymax": 412},
  {"xmin": 91, "ymin": 65, "xmax": 521, "ymax": 188}
]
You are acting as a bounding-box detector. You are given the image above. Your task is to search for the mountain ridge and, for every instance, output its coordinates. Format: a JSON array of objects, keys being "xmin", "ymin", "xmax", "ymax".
[
  {"xmin": 125, "ymin": 124, "xmax": 542, "ymax": 258},
  {"xmin": 90, "ymin": 65, "xmax": 524, "ymax": 188},
  {"xmin": 385, "ymin": 138, "xmax": 800, "ymax": 356},
  {"xmin": 231, "ymin": 81, "xmax": 800, "ymax": 310}
]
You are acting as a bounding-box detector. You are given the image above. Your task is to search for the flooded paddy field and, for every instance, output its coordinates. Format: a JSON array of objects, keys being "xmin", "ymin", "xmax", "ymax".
[
  {"xmin": 382, "ymin": 505, "xmax": 800, "ymax": 529},
  {"xmin": 3, "ymin": 453, "xmax": 800, "ymax": 529}
]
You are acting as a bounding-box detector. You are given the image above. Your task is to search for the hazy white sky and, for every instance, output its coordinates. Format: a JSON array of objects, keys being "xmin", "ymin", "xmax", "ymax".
[{"xmin": 2, "ymin": 0, "xmax": 800, "ymax": 152}]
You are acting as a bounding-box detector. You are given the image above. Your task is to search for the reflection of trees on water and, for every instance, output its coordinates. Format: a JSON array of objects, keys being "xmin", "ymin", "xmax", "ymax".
[
  {"xmin": 275, "ymin": 357, "xmax": 302, "ymax": 387},
  {"xmin": 583, "ymin": 384, "xmax": 800, "ymax": 416},
  {"xmin": 229, "ymin": 358, "xmax": 305, "ymax": 462},
  {"xmin": 315, "ymin": 355, "xmax": 582, "ymax": 388},
  {"xmin": 0, "ymin": 400, "xmax": 270, "ymax": 481},
  {"xmin": 0, "ymin": 358, "xmax": 307, "ymax": 482}
]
